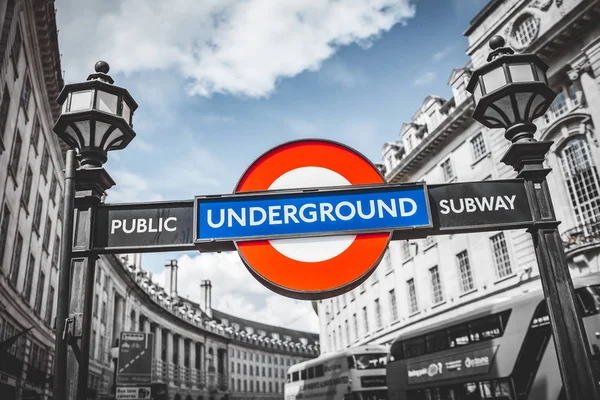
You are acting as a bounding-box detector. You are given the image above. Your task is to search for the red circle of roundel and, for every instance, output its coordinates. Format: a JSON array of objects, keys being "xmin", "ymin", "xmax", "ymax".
[{"xmin": 234, "ymin": 139, "xmax": 390, "ymax": 299}]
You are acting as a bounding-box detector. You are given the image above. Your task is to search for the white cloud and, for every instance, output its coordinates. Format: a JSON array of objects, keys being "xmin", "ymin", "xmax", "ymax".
[
  {"xmin": 56, "ymin": 0, "xmax": 416, "ymax": 97},
  {"xmin": 413, "ymin": 71, "xmax": 436, "ymax": 86},
  {"xmin": 153, "ymin": 253, "xmax": 320, "ymax": 333},
  {"xmin": 432, "ymin": 45, "xmax": 454, "ymax": 62},
  {"xmin": 106, "ymin": 169, "xmax": 165, "ymax": 203}
]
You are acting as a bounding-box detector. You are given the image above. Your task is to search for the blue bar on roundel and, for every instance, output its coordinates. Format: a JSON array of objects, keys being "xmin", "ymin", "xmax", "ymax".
[{"xmin": 196, "ymin": 185, "xmax": 431, "ymax": 242}]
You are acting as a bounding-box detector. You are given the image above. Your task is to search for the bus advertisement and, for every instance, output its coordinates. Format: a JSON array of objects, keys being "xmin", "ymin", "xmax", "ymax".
[
  {"xmin": 285, "ymin": 345, "xmax": 389, "ymax": 400},
  {"xmin": 386, "ymin": 273, "xmax": 600, "ymax": 400}
]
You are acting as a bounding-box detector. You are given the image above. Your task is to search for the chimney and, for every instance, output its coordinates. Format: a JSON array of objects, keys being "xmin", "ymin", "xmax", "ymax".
[
  {"xmin": 164, "ymin": 260, "xmax": 178, "ymax": 297},
  {"xmin": 200, "ymin": 280, "xmax": 212, "ymax": 318}
]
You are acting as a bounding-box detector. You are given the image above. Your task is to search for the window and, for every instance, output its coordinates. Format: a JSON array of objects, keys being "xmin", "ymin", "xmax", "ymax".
[
  {"xmin": 0, "ymin": 85, "xmax": 10, "ymax": 140},
  {"xmin": 57, "ymin": 195, "xmax": 64, "ymax": 222},
  {"xmin": 94, "ymin": 294, "xmax": 99, "ymax": 316},
  {"xmin": 31, "ymin": 117, "xmax": 40, "ymax": 154},
  {"xmin": 11, "ymin": 26, "xmax": 22, "ymax": 74},
  {"xmin": 101, "ymin": 301, "xmax": 107, "ymax": 324},
  {"xmin": 9, "ymin": 130, "xmax": 22, "ymax": 178},
  {"xmin": 352, "ymin": 313, "xmax": 359, "ymax": 340},
  {"xmin": 92, "ymin": 330, "xmax": 97, "ymax": 359},
  {"xmin": 407, "ymin": 279, "xmax": 419, "ymax": 314},
  {"xmin": 374, "ymin": 299, "xmax": 383, "ymax": 329},
  {"xmin": 362, "ymin": 306, "xmax": 369, "ymax": 333},
  {"xmin": 424, "ymin": 236, "xmax": 436, "ymax": 248},
  {"xmin": 40, "ymin": 146, "xmax": 49, "ymax": 182},
  {"xmin": 383, "ymin": 249, "xmax": 393, "ymax": 272},
  {"xmin": 370, "ymin": 268, "xmax": 379, "ymax": 285},
  {"xmin": 45, "ymin": 286, "xmax": 55, "ymax": 325},
  {"xmin": 457, "ymin": 251, "xmax": 474, "ymax": 292},
  {"xmin": 22, "ymin": 166, "xmax": 33, "ymax": 209},
  {"xmin": 389, "ymin": 289, "xmax": 399, "ymax": 321},
  {"xmin": 23, "ymin": 254, "xmax": 35, "ymax": 300},
  {"xmin": 0, "ymin": 204, "xmax": 11, "ymax": 264},
  {"xmin": 32, "ymin": 194, "xmax": 43, "ymax": 233},
  {"xmin": 49, "ymin": 175, "xmax": 58, "ymax": 204},
  {"xmin": 21, "ymin": 74, "xmax": 32, "ymax": 111},
  {"xmin": 52, "ymin": 235, "xmax": 60, "ymax": 270},
  {"xmin": 560, "ymin": 138, "xmax": 600, "ymax": 228},
  {"xmin": 43, "ymin": 216, "xmax": 52, "ymax": 251},
  {"xmin": 345, "ymin": 320, "xmax": 351, "ymax": 345},
  {"xmin": 10, "ymin": 232, "xmax": 23, "ymax": 286},
  {"xmin": 491, "ymin": 233, "xmax": 512, "ymax": 278},
  {"xmin": 470, "ymin": 133, "xmax": 487, "ymax": 160},
  {"xmin": 513, "ymin": 14, "xmax": 538, "ymax": 47},
  {"xmin": 34, "ymin": 272, "xmax": 45, "ymax": 315},
  {"xmin": 441, "ymin": 157, "xmax": 454, "ymax": 181},
  {"xmin": 401, "ymin": 240, "xmax": 411, "ymax": 261},
  {"xmin": 430, "ymin": 266, "xmax": 444, "ymax": 304}
]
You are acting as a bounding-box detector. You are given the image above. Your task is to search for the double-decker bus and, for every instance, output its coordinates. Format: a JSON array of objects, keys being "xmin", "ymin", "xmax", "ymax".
[
  {"xmin": 386, "ymin": 273, "xmax": 600, "ymax": 400},
  {"xmin": 285, "ymin": 345, "xmax": 389, "ymax": 400}
]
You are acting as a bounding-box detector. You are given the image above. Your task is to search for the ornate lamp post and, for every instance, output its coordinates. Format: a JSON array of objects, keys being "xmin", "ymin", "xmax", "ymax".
[
  {"xmin": 468, "ymin": 36, "xmax": 600, "ymax": 400},
  {"xmin": 52, "ymin": 61, "xmax": 138, "ymax": 400}
]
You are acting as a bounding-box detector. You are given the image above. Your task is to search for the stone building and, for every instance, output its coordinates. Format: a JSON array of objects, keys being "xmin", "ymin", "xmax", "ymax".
[
  {"xmin": 317, "ymin": 0, "xmax": 600, "ymax": 353},
  {"xmin": 0, "ymin": 0, "xmax": 64, "ymax": 398}
]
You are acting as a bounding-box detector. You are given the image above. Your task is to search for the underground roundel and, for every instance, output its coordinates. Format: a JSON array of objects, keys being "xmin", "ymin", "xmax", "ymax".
[{"xmin": 232, "ymin": 139, "xmax": 391, "ymax": 299}]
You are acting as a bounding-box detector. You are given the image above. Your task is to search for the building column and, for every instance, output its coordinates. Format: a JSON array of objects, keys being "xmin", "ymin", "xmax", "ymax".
[
  {"xmin": 143, "ymin": 318, "xmax": 151, "ymax": 333},
  {"xmin": 165, "ymin": 330, "xmax": 173, "ymax": 382},
  {"xmin": 190, "ymin": 341, "xmax": 197, "ymax": 387}
]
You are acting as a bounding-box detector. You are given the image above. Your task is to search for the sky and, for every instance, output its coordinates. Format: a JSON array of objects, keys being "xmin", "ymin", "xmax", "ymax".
[{"xmin": 55, "ymin": 0, "xmax": 488, "ymax": 333}]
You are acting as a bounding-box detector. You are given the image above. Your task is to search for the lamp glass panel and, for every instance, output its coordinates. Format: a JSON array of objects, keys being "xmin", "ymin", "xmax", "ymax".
[
  {"xmin": 103, "ymin": 128, "xmax": 123, "ymax": 151},
  {"xmin": 482, "ymin": 106, "xmax": 506, "ymax": 128},
  {"xmin": 493, "ymin": 95, "xmax": 516, "ymax": 124},
  {"xmin": 530, "ymin": 93, "xmax": 550, "ymax": 120},
  {"xmin": 65, "ymin": 126, "xmax": 82, "ymax": 149},
  {"xmin": 96, "ymin": 90, "xmax": 119, "ymax": 114},
  {"xmin": 122, "ymin": 101, "xmax": 131, "ymax": 124},
  {"xmin": 482, "ymin": 66, "xmax": 507, "ymax": 94},
  {"xmin": 74, "ymin": 121, "xmax": 92, "ymax": 146},
  {"xmin": 535, "ymin": 64, "xmax": 547, "ymax": 83},
  {"xmin": 61, "ymin": 100, "xmax": 68, "ymax": 113},
  {"xmin": 473, "ymin": 82, "xmax": 482, "ymax": 104},
  {"xmin": 514, "ymin": 92, "xmax": 536, "ymax": 121},
  {"xmin": 509, "ymin": 64, "xmax": 535, "ymax": 83},
  {"xmin": 94, "ymin": 121, "xmax": 113, "ymax": 147},
  {"xmin": 69, "ymin": 90, "xmax": 93, "ymax": 112}
]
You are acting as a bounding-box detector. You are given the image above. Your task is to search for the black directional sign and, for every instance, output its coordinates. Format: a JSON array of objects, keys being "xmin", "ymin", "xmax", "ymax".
[
  {"xmin": 117, "ymin": 332, "xmax": 154, "ymax": 385},
  {"xmin": 427, "ymin": 179, "xmax": 533, "ymax": 234},
  {"xmin": 93, "ymin": 201, "xmax": 195, "ymax": 253}
]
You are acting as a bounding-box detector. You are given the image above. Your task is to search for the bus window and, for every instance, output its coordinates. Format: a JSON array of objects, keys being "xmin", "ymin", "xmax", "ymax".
[
  {"xmin": 351, "ymin": 353, "xmax": 387, "ymax": 370},
  {"xmin": 404, "ymin": 336, "xmax": 426, "ymax": 358},
  {"xmin": 292, "ymin": 371, "xmax": 299, "ymax": 382},
  {"xmin": 307, "ymin": 367, "xmax": 314, "ymax": 379},
  {"xmin": 425, "ymin": 330, "xmax": 448, "ymax": 353},
  {"xmin": 577, "ymin": 285, "xmax": 600, "ymax": 316},
  {"xmin": 448, "ymin": 324, "xmax": 470, "ymax": 347},
  {"xmin": 300, "ymin": 369, "xmax": 307, "ymax": 380},
  {"xmin": 469, "ymin": 314, "xmax": 504, "ymax": 342},
  {"xmin": 389, "ymin": 340, "xmax": 404, "ymax": 361},
  {"xmin": 315, "ymin": 364, "xmax": 324, "ymax": 377}
]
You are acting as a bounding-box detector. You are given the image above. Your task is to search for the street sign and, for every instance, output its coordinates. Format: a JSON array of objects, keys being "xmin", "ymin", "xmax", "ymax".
[
  {"xmin": 117, "ymin": 332, "xmax": 154, "ymax": 385},
  {"xmin": 116, "ymin": 386, "xmax": 151, "ymax": 400},
  {"xmin": 228, "ymin": 139, "xmax": 408, "ymax": 299},
  {"xmin": 93, "ymin": 201, "xmax": 195, "ymax": 253},
  {"xmin": 196, "ymin": 183, "xmax": 431, "ymax": 242},
  {"xmin": 425, "ymin": 180, "xmax": 533, "ymax": 235}
]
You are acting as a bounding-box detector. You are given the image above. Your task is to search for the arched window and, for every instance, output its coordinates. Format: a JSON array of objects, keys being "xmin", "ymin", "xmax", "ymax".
[
  {"xmin": 560, "ymin": 138, "xmax": 600, "ymax": 228},
  {"xmin": 513, "ymin": 14, "xmax": 538, "ymax": 47}
]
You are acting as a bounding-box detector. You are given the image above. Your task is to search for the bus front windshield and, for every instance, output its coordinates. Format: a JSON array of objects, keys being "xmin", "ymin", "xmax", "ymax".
[{"xmin": 350, "ymin": 353, "xmax": 387, "ymax": 370}]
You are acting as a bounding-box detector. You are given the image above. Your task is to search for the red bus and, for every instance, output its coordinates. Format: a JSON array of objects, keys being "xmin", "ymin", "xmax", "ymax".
[{"xmin": 386, "ymin": 273, "xmax": 600, "ymax": 400}]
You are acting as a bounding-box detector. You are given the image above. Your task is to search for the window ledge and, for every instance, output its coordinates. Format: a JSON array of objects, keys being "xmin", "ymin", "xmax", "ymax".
[
  {"xmin": 423, "ymin": 242, "xmax": 437, "ymax": 252},
  {"xmin": 459, "ymin": 288, "xmax": 478, "ymax": 298},
  {"xmin": 20, "ymin": 199, "xmax": 30, "ymax": 216},
  {"xmin": 445, "ymin": 176, "xmax": 457, "ymax": 184},
  {"xmin": 391, "ymin": 318, "xmax": 402, "ymax": 326},
  {"xmin": 408, "ymin": 311, "xmax": 421, "ymax": 318},
  {"xmin": 494, "ymin": 273, "xmax": 517, "ymax": 285},
  {"xmin": 402, "ymin": 257, "xmax": 413, "ymax": 265},
  {"xmin": 431, "ymin": 301, "xmax": 447, "ymax": 310},
  {"xmin": 471, "ymin": 152, "xmax": 491, "ymax": 168},
  {"xmin": 385, "ymin": 269, "xmax": 395, "ymax": 277}
]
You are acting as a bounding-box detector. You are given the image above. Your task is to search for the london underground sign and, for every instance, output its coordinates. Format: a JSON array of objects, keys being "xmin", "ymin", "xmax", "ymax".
[{"xmin": 89, "ymin": 139, "xmax": 535, "ymax": 299}]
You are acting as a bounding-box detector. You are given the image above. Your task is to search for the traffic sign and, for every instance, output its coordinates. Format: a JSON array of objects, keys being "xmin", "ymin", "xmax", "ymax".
[
  {"xmin": 225, "ymin": 139, "xmax": 430, "ymax": 299},
  {"xmin": 116, "ymin": 386, "xmax": 151, "ymax": 400},
  {"xmin": 117, "ymin": 332, "xmax": 154, "ymax": 385}
]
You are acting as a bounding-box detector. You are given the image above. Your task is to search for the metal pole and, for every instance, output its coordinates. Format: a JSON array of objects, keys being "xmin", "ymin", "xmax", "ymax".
[
  {"xmin": 53, "ymin": 149, "xmax": 77, "ymax": 400},
  {"xmin": 503, "ymin": 140, "xmax": 600, "ymax": 400},
  {"xmin": 75, "ymin": 256, "xmax": 97, "ymax": 400}
]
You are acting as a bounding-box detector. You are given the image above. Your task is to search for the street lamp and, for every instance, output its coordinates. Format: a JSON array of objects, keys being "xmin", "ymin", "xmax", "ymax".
[
  {"xmin": 467, "ymin": 36, "xmax": 600, "ymax": 400},
  {"xmin": 52, "ymin": 61, "xmax": 138, "ymax": 400}
]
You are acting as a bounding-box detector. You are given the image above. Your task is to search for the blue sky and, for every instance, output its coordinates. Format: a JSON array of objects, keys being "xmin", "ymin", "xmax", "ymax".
[{"xmin": 56, "ymin": 0, "xmax": 488, "ymax": 331}]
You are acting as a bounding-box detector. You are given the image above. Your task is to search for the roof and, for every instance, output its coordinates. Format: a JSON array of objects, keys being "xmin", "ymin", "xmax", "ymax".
[
  {"xmin": 464, "ymin": 0, "xmax": 504, "ymax": 36},
  {"xmin": 211, "ymin": 308, "xmax": 320, "ymax": 344}
]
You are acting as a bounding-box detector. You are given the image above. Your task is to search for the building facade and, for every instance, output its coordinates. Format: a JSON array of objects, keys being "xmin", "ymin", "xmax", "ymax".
[
  {"xmin": 0, "ymin": 0, "xmax": 64, "ymax": 399},
  {"xmin": 317, "ymin": 0, "xmax": 600, "ymax": 353},
  {"xmin": 0, "ymin": 2, "xmax": 320, "ymax": 400},
  {"xmin": 87, "ymin": 257, "xmax": 319, "ymax": 400}
]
